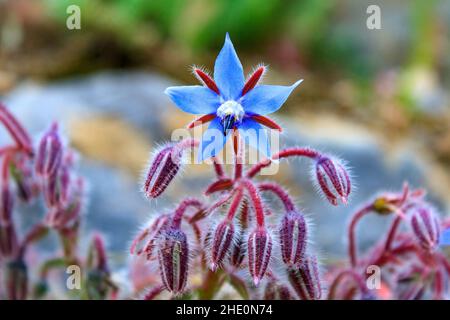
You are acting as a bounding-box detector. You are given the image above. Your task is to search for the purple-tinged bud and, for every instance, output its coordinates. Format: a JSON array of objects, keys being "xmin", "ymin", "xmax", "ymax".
[
  {"xmin": 279, "ymin": 210, "xmax": 307, "ymax": 266},
  {"xmin": 264, "ymin": 280, "xmax": 294, "ymax": 300},
  {"xmin": 157, "ymin": 228, "xmax": 189, "ymax": 295},
  {"xmin": 288, "ymin": 255, "xmax": 322, "ymax": 300},
  {"xmin": 210, "ymin": 220, "xmax": 235, "ymax": 271},
  {"xmin": 131, "ymin": 214, "xmax": 171, "ymax": 260},
  {"xmin": 35, "ymin": 123, "xmax": 63, "ymax": 177},
  {"xmin": 1, "ymin": 184, "xmax": 14, "ymax": 224},
  {"xmin": 315, "ymin": 156, "xmax": 351, "ymax": 206},
  {"xmin": 409, "ymin": 204, "xmax": 441, "ymax": 251},
  {"xmin": 143, "ymin": 144, "xmax": 182, "ymax": 199},
  {"xmin": 248, "ymin": 227, "xmax": 272, "ymax": 286}
]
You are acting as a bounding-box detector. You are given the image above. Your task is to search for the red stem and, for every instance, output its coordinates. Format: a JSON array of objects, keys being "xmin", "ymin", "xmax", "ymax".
[
  {"xmin": 258, "ymin": 182, "xmax": 295, "ymax": 212},
  {"xmin": 226, "ymin": 187, "xmax": 244, "ymax": 221},
  {"xmin": 348, "ymin": 204, "xmax": 374, "ymax": 267},
  {"xmin": 240, "ymin": 179, "xmax": 265, "ymax": 227},
  {"xmin": 172, "ymin": 198, "xmax": 204, "ymax": 228}
]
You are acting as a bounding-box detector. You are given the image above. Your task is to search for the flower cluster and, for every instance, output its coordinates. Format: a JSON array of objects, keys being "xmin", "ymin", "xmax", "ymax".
[
  {"xmin": 0, "ymin": 103, "xmax": 116, "ymax": 300},
  {"xmin": 131, "ymin": 34, "xmax": 352, "ymax": 299},
  {"xmin": 328, "ymin": 183, "xmax": 450, "ymax": 300}
]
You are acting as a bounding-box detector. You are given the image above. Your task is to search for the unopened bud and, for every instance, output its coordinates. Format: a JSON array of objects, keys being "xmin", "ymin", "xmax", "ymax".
[
  {"xmin": 315, "ymin": 156, "xmax": 351, "ymax": 206},
  {"xmin": 287, "ymin": 255, "xmax": 322, "ymax": 300},
  {"xmin": 248, "ymin": 227, "xmax": 272, "ymax": 286},
  {"xmin": 157, "ymin": 228, "xmax": 189, "ymax": 295},
  {"xmin": 279, "ymin": 210, "xmax": 307, "ymax": 266},
  {"xmin": 1, "ymin": 184, "xmax": 14, "ymax": 224},
  {"xmin": 210, "ymin": 220, "xmax": 235, "ymax": 271},
  {"xmin": 409, "ymin": 204, "xmax": 441, "ymax": 251},
  {"xmin": 143, "ymin": 144, "xmax": 182, "ymax": 199},
  {"xmin": 35, "ymin": 123, "xmax": 63, "ymax": 177}
]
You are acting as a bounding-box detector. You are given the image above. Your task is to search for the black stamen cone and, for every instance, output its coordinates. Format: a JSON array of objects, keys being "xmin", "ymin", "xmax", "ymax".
[{"xmin": 221, "ymin": 115, "xmax": 236, "ymax": 135}]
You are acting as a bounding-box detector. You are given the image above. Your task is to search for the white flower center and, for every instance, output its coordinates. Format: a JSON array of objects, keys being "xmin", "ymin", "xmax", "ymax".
[{"xmin": 216, "ymin": 100, "xmax": 244, "ymax": 122}]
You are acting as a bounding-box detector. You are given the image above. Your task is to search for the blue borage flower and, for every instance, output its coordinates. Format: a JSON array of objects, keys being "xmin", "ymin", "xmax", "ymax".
[{"xmin": 165, "ymin": 33, "xmax": 303, "ymax": 162}]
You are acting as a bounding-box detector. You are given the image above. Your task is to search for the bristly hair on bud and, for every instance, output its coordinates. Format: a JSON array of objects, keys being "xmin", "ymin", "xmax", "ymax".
[
  {"xmin": 35, "ymin": 122, "xmax": 63, "ymax": 177},
  {"xmin": 313, "ymin": 155, "xmax": 351, "ymax": 206},
  {"xmin": 279, "ymin": 210, "xmax": 307, "ymax": 267},
  {"xmin": 247, "ymin": 227, "xmax": 272, "ymax": 286},
  {"xmin": 157, "ymin": 227, "xmax": 189, "ymax": 295},
  {"xmin": 209, "ymin": 220, "xmax": 235, "ymax": 271},
  {"xmin": 142, "ymin": 144, "xmax": 181, "ymax": 199},
  {"xmin": 287, "ymin": 254, "xmax": 322, "ymax": 300},
  {"xmin": 409, "ymin": 204, "xmax": 441, "ymax": 252}
]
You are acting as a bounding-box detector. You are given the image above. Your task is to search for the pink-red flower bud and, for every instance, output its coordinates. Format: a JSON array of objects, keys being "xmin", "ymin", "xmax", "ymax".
[
  {"xmin": 1, "ymin": 184, "xmax": 14, "ymax": 224},
  {"xmin": 409, "ymin": 204, "xmax": 441, "ymax": 251},
  {"xmin": 35, "ymin": 123, "xmax": 63, "ymax": 177},
  {"xmin": 210, "ymin": 220, "xmax": 235, "ymax": 271},
  {"xmin": 143, "ymin": 144, "xmax": 182, "ymax": 199},
  {"xmin": 279, "ymin": 210, "xmax": 307, "ymax": 266},
  {"xmin": 157, "ymin": 228, "xmax": 189, "ymax": 295},
  {"xmin": 315, "ymin": 156, "xmax": 351, "ymax": 206},
  {"xmin": 287, "ymin": 255, "xmax": 322, "ymax": 300},
  {"xmin": 248, "ymin": 227, "xmax": 272, "ymax": 286}
]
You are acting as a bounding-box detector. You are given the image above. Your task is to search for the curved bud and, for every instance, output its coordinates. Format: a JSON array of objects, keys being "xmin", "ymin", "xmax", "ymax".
[
  {"xmin": 315, "ymin": 156, "xmax": 351, "ymax": 206},
  {"xmin": 288, "ymin": 255, "xmax": 322, "ymax": 300},
  {"xmin": 157, "ymin": 228, "xmax": 189, "ymax": 295},
  {"xmin": 409, "ymin": 204, "xmax": 441, "ymax": 251},
  {"xmin": 248, "ymin": 227, "xmax": 272, "ymax": 286},
  {"xmin": 264, "ymin": 279, "xmax": 294, "ymax": 300},
  {"xmin": 0, "ymin": 224, "xmax": 19, "ymax": 260},
  {"xmin": 279, "ymin": 210, "xmax": 307, "ymax": 266},
  {"xmin": 143, "ymin": 144, "xmax": 182, "ymax": 199},
  {"xmin": 36, "ymin": 123, "xmax": 63, "ymax": 177},
  {"xmin": 210, "ymin": 220, "xmax": 235, "ymax": 271}
]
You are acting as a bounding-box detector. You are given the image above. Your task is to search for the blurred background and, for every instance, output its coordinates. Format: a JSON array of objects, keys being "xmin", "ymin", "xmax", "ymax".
[{"xmin": 0, "ymin": 0, "xmax": 449, "ymax": 272}]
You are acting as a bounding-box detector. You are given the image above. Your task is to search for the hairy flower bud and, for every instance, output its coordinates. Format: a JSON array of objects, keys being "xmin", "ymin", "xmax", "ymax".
[
  {"xmin": 35, "ymin": 123, "xmax": 63, "ymax": 177},
  {"xmin": 157, "ymin": 228, "xmax": 189, "ymax": 295},
  {"xmin": 279, "ymin": 210, "xmax": 307, "ymax": 266},
  {"xmin": 409, "ymin": 204, "xmax": 441, "ymax": 251},
  {"xmin": 210, "ymin": 220, "xmax": 235, "ymax": 271},
  {"xmin": 288, "ymin": 255, "xmax": 322, "ymax": 300},
  {"xmin": 248, "ymin": 227, "xmax": 272, "ymax": 286},
  {"xmin": 143, "ymin": 144, "xmax": 182, "ymax": 199},
  {"xmin": 315, "ymin": 156, "xmax": 351, "ymax": 206},
  {"xmin": 264, "ymin": 279, "xmax": 293, "ymax": 300}
]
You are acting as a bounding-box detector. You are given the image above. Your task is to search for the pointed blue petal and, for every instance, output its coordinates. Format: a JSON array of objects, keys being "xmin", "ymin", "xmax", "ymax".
[
  {"xmin": 241, "ymin": 80, "xmax": 303, "ymax": 115},
  {"xmin": 214, "ymin": 33, "xmax": 245, "ymax": 100},
  {"xmin": 238, "ymin": 118, "xmax": 271, "ymax": 157},
  {"xmin": 198, "ymin": 117, "xmax": 228, "ymax": 162},
  {"xmin": 439, "ymin": 227, "xmax": 450, "ymax": 246},
  {"xmin": 165, "ymin": 86, "xmax": 220, "ymax": 114}
]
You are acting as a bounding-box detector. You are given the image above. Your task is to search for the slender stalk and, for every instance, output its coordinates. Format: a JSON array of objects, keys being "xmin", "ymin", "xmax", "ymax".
[{"xmin": 348, "ymin": 204, "xmax": 374, "ymax": 267}]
